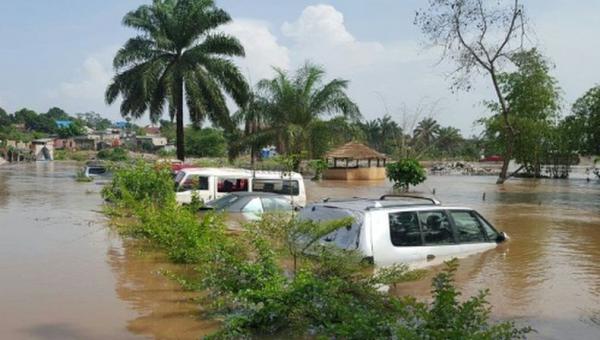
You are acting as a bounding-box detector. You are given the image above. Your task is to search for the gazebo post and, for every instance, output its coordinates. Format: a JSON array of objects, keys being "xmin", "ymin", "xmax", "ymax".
[
  {"xmin": 368, "ymin": 159, "xmax": 372, "ymax": 168},
  {"xmin": 377, "ymin": 158, "xmax": 380, "ymax": 167},
  {"xmin": 383, "ymin": 158, "xmax": 386, "ymax": 166},
  {"xmin": 345, "ymin": 158, "xmax": 349, "ymax": 168},
  {"xmin": 333, "ymin": 158, "xmax": 337, "ymax": 168},
  {"xmin": 356, "ymin": 159, "xmax": 359, "ymax": 168}
]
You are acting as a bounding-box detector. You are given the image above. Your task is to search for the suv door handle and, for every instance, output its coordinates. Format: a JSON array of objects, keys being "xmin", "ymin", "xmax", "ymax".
[{"xmin": 426, "ymin": 254, "xmax": 435, "ymax": 261}]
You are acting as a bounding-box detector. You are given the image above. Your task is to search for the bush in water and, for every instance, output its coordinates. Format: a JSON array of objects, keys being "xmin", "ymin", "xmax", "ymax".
[
  {"xmin": 386, "ymin": 158, "xmax": 427, "ymax": 191},
  {"xmin": 104, "ymin": 163, "xmax": 532, "ymax": 339}
]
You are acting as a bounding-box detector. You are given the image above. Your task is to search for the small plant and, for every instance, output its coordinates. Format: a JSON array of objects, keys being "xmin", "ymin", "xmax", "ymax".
[
  {"xmin": 386, "ymin": 158, "xmax": 427, "ymax": 191},
  {"xmin": 75, "ymin": 168, "xmax": 93, "ymax": 182},
  {"xmin": 308, "ymin": 159, "xmax": 328, "ymax": 180}
]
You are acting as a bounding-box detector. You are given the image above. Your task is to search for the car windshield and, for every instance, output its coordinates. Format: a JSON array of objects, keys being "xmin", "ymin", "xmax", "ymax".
[{"xmin": 208, "ymin": 194, "xmax": 240, "ymax": 210}]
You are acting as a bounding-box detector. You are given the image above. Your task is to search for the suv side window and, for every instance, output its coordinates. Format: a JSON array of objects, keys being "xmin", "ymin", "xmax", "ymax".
[
  {"xmin": 418, "ymin": 210, "xmax": 454, "ymax": 245},
  {"xmin": 389, "ymin": 211, "xmax": 421, "ymax": 246},
  {"xmin": 449, "ymin": 210, "xmax": 486, "ymax": 243}
]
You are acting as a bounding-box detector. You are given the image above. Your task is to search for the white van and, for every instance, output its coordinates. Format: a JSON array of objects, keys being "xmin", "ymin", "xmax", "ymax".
[
  {"xmin": 299, "ymin": 195, "xmax": 507, "ymax": 268},
  {"xmin": 174, "ymin": 168, "xmax": 306, "ymax": 207}
]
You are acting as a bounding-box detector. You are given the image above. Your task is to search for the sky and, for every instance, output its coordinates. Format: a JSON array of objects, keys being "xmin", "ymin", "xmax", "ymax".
[{"xmin": 1, "ymin": 0, "xmax": 599, "ymax": 136}]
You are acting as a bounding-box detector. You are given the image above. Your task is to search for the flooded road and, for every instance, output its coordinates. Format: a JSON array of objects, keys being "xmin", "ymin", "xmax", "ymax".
[
  {"xmin": 0, "ymin": 163, "xmax": 208, "ymax": 340},
  {"xmin": 1, "ymin": 163, "xmax": 599, "ymax": 339}
]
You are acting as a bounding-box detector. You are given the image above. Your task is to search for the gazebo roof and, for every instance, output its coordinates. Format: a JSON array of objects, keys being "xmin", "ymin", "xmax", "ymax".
[{"xmin": 325, "ymin": 142, "xmax": 387, "ymax": 160}]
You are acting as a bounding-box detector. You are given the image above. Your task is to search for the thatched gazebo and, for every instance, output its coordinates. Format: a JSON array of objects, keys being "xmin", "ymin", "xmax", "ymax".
[{"xmin": 323, "ymin": 142, "xmax": 388, "ymax": 180}]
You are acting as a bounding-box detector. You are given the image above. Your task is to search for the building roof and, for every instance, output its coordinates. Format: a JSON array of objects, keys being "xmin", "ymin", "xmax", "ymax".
[{"xmin": 325, "ymin": 142, "xmax": 387, "ymax": 160}]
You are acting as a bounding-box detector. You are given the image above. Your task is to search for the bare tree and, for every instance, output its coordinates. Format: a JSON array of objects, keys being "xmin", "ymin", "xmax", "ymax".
[{"xmin": 415, "ymin": 0, "xmax": 527, "ymax": 183}]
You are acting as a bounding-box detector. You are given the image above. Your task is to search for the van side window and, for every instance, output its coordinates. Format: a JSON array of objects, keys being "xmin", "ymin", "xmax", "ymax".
[
  {"xmin": 418, "ymin": 211, "xmax": 454, "ymax": 245},
  {"xmin": 217, "ymin": 178, "xmax": 249, "ymax": 193},
  {"xmin": 179, "ymin": 175, "xmax": 208, "ymax": 191},
  {"xmin": 449, "ymin": 211, "xmax": 486, "ymax": 243},
  {"xmin": 389, "ymin": 211, "xmax": 421, "ymax": 246},
  {"xmin": 253, "ymin": 179, "xmax": 299, "ymax": 195}
]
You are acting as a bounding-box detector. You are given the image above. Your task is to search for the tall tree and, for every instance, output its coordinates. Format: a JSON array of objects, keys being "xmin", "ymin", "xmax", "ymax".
[
  {"xmin": 572, "ymin": 86, "xmax": 600, "ymax": 155},
  {"xmin": 413, "ymin": 117, "xmax": 441, "ymax": 146},
  {"xmin": 416, "ymin": 0, "xmax": 528, "ymax": 183},
  {"xmin": 480, "ymin": 49, "xmax": 560, "ymax": 177},
  {"xmin": 106, "ymin": 0, "xmax": 249, "ymax": 160},
  {"xmin": 258, "ymin": 62, "xmax": 360, "ymax": 157}
]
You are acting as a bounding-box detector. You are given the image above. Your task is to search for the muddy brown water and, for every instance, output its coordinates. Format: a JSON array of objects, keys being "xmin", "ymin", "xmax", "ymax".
[{"xmin": 1, "ymin": 163, "xmax": 599, "ymax": 339}]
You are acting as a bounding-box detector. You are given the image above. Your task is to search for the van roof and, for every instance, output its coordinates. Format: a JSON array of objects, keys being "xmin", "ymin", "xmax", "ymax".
[{"xmin": 180, "ymin": 167, "xmax": 302, "ymax": 179}]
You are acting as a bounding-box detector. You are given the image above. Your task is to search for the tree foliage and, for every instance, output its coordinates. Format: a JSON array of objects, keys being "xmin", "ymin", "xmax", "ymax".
[
  {"xmin": 386, "ymin": 158, "xmax": 427, "ymax": 191},
  {"xmin": 416, "ymin": 0, "xmax": 528, "ymax": 183},
  {"xmin": 480, "ymin": 49, "xmax": 562, "ymax": 177},
  {"xmin": 106, "ymin": 0, "xmax": 249, "ymax": 160},
  {"xmin": 572, "ymin": 85, "xmax": 600, "ymax": 155}
]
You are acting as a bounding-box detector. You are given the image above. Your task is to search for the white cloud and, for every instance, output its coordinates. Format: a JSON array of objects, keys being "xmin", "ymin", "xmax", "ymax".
[
  {"xmin": 222, "ymin": 19, "xmax": 290, "ymax": 84},
  {"xmin": 56, "ymin": 56, "xmax": 112, "ymax": 100},
  {"xmin": 277, "ymin": 4, "xmax": 484, "ymax": 134}
]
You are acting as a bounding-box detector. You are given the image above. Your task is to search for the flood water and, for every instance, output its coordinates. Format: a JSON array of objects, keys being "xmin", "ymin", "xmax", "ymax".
[{"xmin": 1, "ymin": 163, "xmax": 599, "ymax": 339}]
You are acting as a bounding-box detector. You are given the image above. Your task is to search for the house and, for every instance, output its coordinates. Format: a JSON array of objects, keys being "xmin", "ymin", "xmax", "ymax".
[
  {"xmin": 136, "ymin": 136, "xmax": 168, "ymax": 151},
  {"xmin": 54, "ymin": 138, "xmax": 76, "ymax": 150},
  {"xmin": 30, "ymin": 139, "xmax": 54, "ymax": 161},
  {"xmin": 73, "ymin": 136, "xmax": 97, "ymax": 150},
  {"xmin": 145, "ymin": 125, "xmax": 161, "ymax": 136},
  {"xmin": 323, "ymin": 142, "xmax": 388, "ymax": 180},
  {"xmin": 55, "ymin": 120, "xmax": 72, "ymax": 129}
]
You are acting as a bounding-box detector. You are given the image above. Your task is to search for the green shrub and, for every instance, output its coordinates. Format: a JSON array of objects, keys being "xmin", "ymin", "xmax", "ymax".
[
  {"xmin": 386, "ymin": 158, "xmax": 427, "ymax": 191},
  {"xmin": 101, "ymin": 161, "xmax": 174, "ymax": 206},
  {"xmin": 97, "ymin": 147, "xmax": 129, "ymax": 162},
  {"xmin": 308, "ymin": 159, "xmax": 328, "ymax": 180}
]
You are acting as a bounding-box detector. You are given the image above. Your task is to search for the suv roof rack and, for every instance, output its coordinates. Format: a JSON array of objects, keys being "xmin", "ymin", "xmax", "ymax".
[{"xmin": 379, "ymin": 194, "xmax": 441, "ymax": 206}]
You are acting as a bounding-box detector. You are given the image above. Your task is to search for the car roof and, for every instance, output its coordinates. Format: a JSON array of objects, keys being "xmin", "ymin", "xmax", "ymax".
[
  {"xmin": 229, "ymin": 192, "xmax": 291, "ymax": 198},
  {"xmin": 306, "ymin": 196, "xmax": 472, "ymax": 213}
]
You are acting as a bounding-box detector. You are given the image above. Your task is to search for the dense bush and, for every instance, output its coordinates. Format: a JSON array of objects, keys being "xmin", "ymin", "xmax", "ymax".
[
  {"xmin": 97, "ymin": 147, "xmax": 129, "ymax": 162},
  {"xmin": 101, "ymin": 161, "xmax": 174, "ymax": 206},
  {"xmin": 386, "ymin": 158, "xmax": 427, "ymax": 191},
  {"xmin": 185, "ymin": 127, "xmax": 227, "ymax": 157},
  {"xmin": 103, "ymin": 163, "xmax": 531, "ymax": 339}
]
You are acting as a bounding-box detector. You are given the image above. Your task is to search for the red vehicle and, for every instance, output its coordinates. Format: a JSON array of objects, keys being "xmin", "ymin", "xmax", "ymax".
[{"xmin": 480, "ymin": 155, "xmax": 504, "ymax": 162}]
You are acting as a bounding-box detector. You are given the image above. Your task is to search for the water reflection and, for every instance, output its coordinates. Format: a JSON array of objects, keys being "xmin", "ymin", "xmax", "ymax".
[{"xmin": 107, "ymin": 239, "xmax": 219, "ymax": 339}]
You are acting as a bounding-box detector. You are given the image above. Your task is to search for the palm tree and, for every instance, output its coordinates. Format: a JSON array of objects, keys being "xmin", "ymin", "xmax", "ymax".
[
  {"xmin": 436, "ymin": 126, "xmax": 463, "ymax": 154},
  {"xmin": 413, "ymin": 117, "xmax": 441, "ymax": 147},
  {"xmin": 258, "ymin": 62, "xmax": 360, "ymax": 156},
  {"xmin": 230, "ymin": 90, "xmax": 272, "ymax": 165},
  {"xmin": 106, "ymin": 0, "xmax": 249, "ymax": 160}
]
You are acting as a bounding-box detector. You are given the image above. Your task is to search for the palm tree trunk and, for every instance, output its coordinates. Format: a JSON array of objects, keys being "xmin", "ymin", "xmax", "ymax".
[{"xmin": 175, "ymin": 77, "xmax": 185, "ymax": 161}]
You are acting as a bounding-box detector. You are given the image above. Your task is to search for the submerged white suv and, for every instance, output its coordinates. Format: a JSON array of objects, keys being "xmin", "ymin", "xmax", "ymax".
[{"xmin": 299, "ymin": 195, "xmax": 507, "ymax": 268}]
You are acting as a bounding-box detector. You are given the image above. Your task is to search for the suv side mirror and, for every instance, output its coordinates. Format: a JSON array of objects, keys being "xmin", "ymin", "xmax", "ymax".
[{"xmin": 496, "ymin": 231, "xmax": 509, "ymax": 243}]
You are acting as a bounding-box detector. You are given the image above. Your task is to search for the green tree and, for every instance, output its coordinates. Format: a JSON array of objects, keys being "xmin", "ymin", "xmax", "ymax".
[
  {"xmin": 416, "ymin": 0, "xmax": 529, "ymax": 183},
  {"xmin": 572, "ymin": 85, "xmax": 600, "ymax": 155},
  {"xmin": 258, "ymin": 62, "xmax": 360, "ymax": 157},
  {"xmin": 0, "ymin": 107, "xmax": 10, "ymax": 127},
  {"xmin": 480, "ymin": 49, "xmax": 560, "ymax": 177},
  {"xmin": 185, "ymin": 127, "xmax": 226, "ymax": 157},
  {"xmin": 45, "ymin": 107, "xmax": 70, "ymax": 120},
  {"xmin": 386, "ymin": 158, "xmax": 427, "ymax": 191},
  {"xmin": 106, "ymin": 0, "xmax": 249, "ymax": 161},
  {"xmin": 436, "ymin": 126, "xmax": 463, "ymax": 155},
  {"xmin": 413, "ymin": 117, "xmax": 441, "ymax": 147},
  {"xmin": 77, "ymin": 111, "xmax": 113, "ymax": 131}
]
